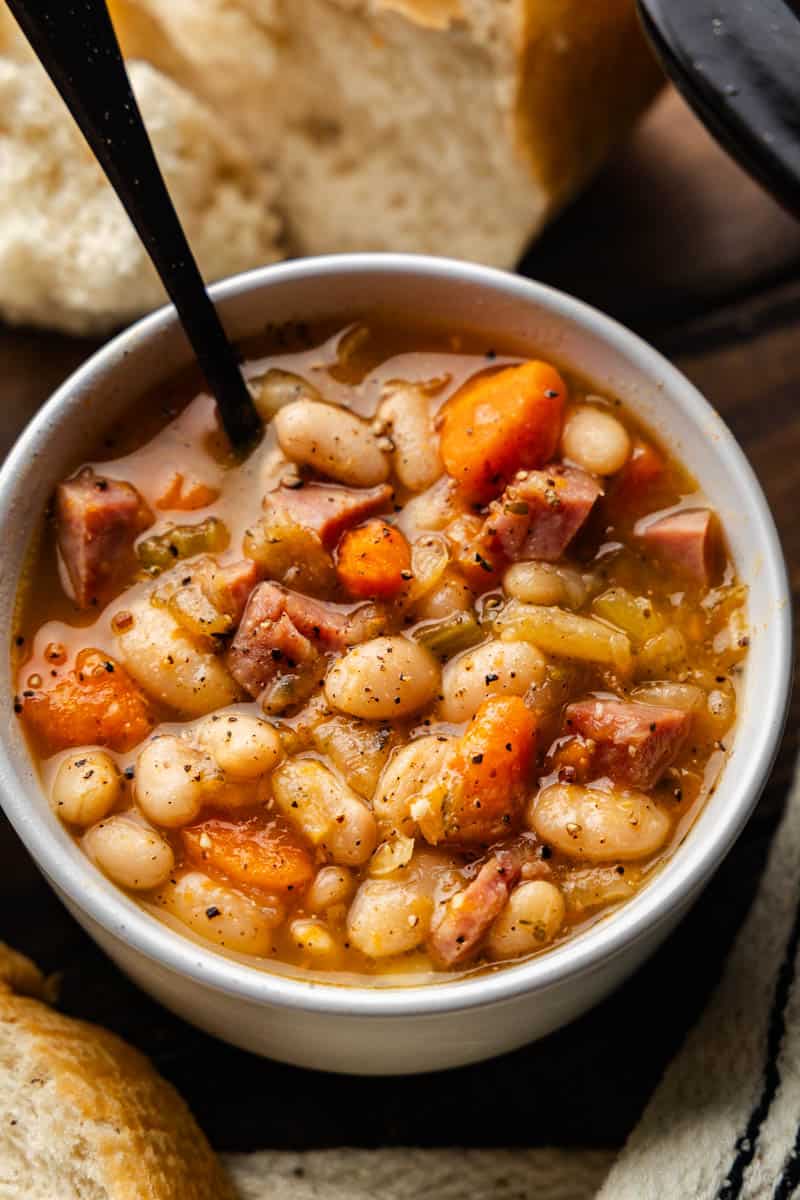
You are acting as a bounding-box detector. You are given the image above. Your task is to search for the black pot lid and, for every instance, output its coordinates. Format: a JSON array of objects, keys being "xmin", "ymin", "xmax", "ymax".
[{"xmin": 637, "ymin": 0, "xmax": 800, "ymax": 217}]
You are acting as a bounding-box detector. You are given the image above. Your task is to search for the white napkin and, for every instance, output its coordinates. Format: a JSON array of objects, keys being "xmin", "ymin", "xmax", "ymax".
[{"xmin": 226, "ymin": 758, "xmax": 800, "ymax": 1200}]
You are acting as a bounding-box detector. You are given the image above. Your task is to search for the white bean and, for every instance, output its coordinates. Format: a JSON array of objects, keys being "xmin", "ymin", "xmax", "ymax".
[
  {"xmin": 530, "ymin": 783, "xmax": 671, "ymax": 862},
  {"xmin": 196, "ymin": 713, "xmax": 282, "ymax": 780},
  {"xmin": 306, "ymin": 865, "xmax": 356, "ymax": 913},
  {"xmin": 272, "ymin": 759, "xmax": 377, "ymax": 865},
  {"xmin": 156, "ymin": 871, "xmax": 282, "ymax": 955},
  {"xmin": 561, "ymin": 404, "xmax": 631, "ymax": 476},
  {"xmin": 379, "ymin": 383, "xmax": 442, "ymax": 492},
  {"xmin": 253, "ymin": 369, "xmax": 321, "ymax": 420},
  {"xmin": 84, "ymin": 816, "xmax": 174, "ymax": 891},
  {"xmin": 135, "ymin": 735, "xmax": 222, "ymax": 828},
  {"xmin": 51, "ymin": 750, "xmax": 121, "ymax": 827},
  {"xmin": 487, "ymin": 881, "xmax": 566, "ymax": 959},
  {"xmin": 289, "ymin": 918, "xmax": 337, "ymax": 957},
  {"xmin": 274, "ymin": 399, "xmax": 389, "ymax": 486},
  {"xmin": 503, "ymin": 561, "xmax": 586, "ymax": 610},
  {"xmin": 395, "ymin": 477, "xmax": 459, "ymax": 539},
  {"xmin": 325, "ymin": 636, "xmax": 439, "ymax": 720},
  {"xmin": 116, "ymin": 598, "xmax": 239, "ymax": 716},
  {"xmin": 347, "ymin": 879, "xmax": 433, "ymax": 957},
  {"xmin": 373, "ymin": 736, "xmax": 453, "ymax": 836},
  {"xmin": 412, "ymin": 571, "xmax": 474, "ymax": 621},
  {"xmin": 439, "ymin": 639, "xmax": 546, "ymax": 723}
]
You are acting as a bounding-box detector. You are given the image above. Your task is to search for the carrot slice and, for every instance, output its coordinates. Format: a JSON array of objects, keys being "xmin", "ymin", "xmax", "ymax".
[
  {"xmin": 19, "ymin": 648, "xmax": 153, "ymax": 755},
  {"xmin": 440, "ymin": 361, "xmax": 566, "ymax": 502},
  {"xmin": 420, "ymin": 695, "xmax": 537, "ymax": 845},
  {"xmin": 156, "ymin": 472, "xmax": 220, "ymax": 511},
  {"xmin": 336, "ymin": 519, "xmax": 412, "ymax": 599},
  {"xmin": 182, "ymin": 816, "xmax": 314, "ymax": 893}
]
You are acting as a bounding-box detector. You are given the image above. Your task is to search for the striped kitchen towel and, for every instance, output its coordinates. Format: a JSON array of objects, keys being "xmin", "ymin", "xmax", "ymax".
[{"xmin": 226, "ymin": 753, "xmax": 800, "ymax": 1200}]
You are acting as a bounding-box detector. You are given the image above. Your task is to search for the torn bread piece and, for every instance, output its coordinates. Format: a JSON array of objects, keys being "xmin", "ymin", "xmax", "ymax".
[
  {"xmin": 0, "ymin": 50, "xmax": 281, "ymax": 334},
  {"xmin": 0, "ymin": 942, "xmax": 235, "ymax": 1200},
  {"xmin": 0, "ymin": 0, "xmax": 659, "ymax": 332}
]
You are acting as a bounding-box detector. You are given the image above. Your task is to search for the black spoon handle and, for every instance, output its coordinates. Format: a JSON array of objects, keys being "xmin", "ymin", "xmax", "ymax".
[
  {"xmin": 637, "ymin": 0, "xmax": 800, "ymax": 219},
  {"xmin": 5, "ymin": 0, "xmax": 261, "ymax": 450}
]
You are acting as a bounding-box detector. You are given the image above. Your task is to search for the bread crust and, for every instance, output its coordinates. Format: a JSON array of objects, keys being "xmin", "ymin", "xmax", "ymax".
[
  {"xmin": 374, "ymin": 0, "xmax": 464, "ymax": 29},
  {"xmin": 515, "ymin": 0, "xmax": 663, "ymax": 205},
  {"xmin": 0, "ymin": 9, "xmax": 282, "ymax": 334},
  {"xmin": 0, "ymin": 943, "xmax": 235, "ymax": 1200},
  {"xmin": 0, "ymin": 0, "xmax": 662, "ymax": 330},
  {"xmin": 0, "ymin": 943, "xmax": 51, "ymax": 1001},
  {"xmin": 108, "ymin": 0, "xmax": 201, "ymax": 88}
]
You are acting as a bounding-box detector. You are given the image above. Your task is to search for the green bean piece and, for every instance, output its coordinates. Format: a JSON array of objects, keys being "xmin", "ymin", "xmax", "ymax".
[
  {"xmin": 137, "ymin": 517, "xmax": 230, "ymax": 573},
  {"xmin": 413, "ymin": 611, "xmax": 482, "ymax": 658}
]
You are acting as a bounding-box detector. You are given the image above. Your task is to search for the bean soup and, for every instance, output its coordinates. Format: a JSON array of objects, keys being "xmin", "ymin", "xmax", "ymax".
[{"xmin": 13, "ymin": 320, "xmax": 748, "ymax": 984}]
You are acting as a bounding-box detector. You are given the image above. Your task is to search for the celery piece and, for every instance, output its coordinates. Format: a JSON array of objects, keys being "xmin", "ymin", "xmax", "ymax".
[
  {"xmin": 138, "ymin": 517, "xmax": 229, "ymax": 572},
  {"xmin": 413, "ymin": 611, "xmax": 482, "ymax": 658}
]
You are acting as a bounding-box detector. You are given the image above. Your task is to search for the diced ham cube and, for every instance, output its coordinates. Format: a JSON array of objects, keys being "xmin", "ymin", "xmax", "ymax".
[
  {"xmin": 262, "ymin": 482, "xmax": 393, "ymax": 549},
  {"xmin": 56, "ymin": 468, "xmax": 153, "ymax": 609},
  {"xmin": 227, "ymin": 581, "xmax": 382, "ymax": 705},
  {"xmin": 428, "ymin": 850, "xmax": 521, "ymax": 968},
  {"xmin": 636, "ymin": 508, "xmax": 718, "ymax": 584},
  {"xmin": 563, "ymin": 698, "xmax": 692, "ymax": 789},
  {"xmin": 481, "ymin": 464, "xmax": 602, "ymax": 563},
  {"xmin": 228, "ymin": 582, "xmax": 347, "ymax": 699}
]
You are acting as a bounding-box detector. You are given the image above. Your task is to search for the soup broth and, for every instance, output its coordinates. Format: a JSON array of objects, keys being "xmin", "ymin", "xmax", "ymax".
[{"xmin": 13, "ymin": 319, "xmax": 747, "ymax": 984}]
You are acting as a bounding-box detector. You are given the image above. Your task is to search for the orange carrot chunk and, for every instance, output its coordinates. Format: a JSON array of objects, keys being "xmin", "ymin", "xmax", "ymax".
[
  {"xmin": 336, "ymin": 519, "xmax": 412, "ymax": 599},
  {"xmin": 439, "ymin": 361, "xmax": 566, "ymax": 502},
  {"xmin": 432, "ymin": 695, "xmax": 537, "ymax": 845},
  {"xmin": 19, "ymin": 648, "xmax": 154, "ymax": 755},
  {"xmin": 156, "ymin": 472, "xmax": 220, "ymax": 511},
  {"xmin": 182, "ymin": 816, "xmax": 315, "ymax": 893}
]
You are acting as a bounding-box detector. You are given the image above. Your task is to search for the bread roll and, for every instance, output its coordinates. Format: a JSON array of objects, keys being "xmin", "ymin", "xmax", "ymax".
[
  {"xmin": 0, "ymin": 0, "xmax": 660, "ymax": 333},
  {"xmin": 0, "ymin": 943, "xmax": 235, "ymax": 1199},
  {"xmin": 0, "ymin": 13, "xmax": 282, "ymax": 334},
  {"xmin": 121, "ymin": 0, "xmax": 662, "ymax": 268}
]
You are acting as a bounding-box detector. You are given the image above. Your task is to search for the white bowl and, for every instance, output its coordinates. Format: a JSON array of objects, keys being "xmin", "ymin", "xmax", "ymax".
[{"xmin": 0, "ymin": 255, "xmax": 790, "ymax": 1075}]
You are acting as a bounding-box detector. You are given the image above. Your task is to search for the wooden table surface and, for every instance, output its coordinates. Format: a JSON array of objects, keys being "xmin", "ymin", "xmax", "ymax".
[{"xmin": 2, "ymin": 87, "xmax": 799, "ymax": 1153}]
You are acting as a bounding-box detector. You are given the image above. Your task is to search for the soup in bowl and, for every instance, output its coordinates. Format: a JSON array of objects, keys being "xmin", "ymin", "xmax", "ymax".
[{"xmin": 0, "ymin": 257, "xmax": 789, "ymax": 1072}]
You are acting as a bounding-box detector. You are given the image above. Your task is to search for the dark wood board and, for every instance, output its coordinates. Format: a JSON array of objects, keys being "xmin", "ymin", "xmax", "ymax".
[{"xmin": 1, "ymin": 86, "xmax": 798, "ymax": 1153}]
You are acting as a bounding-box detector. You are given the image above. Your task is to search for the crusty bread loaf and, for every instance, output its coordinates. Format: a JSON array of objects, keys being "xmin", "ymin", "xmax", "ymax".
[
  {"xmin": 0, "ymin": 0, "xmax": 660, "ymax": 334},
  {"xmin": 120, "ymin": 0, "xmax": 662, "ymax": 268},
  {"xmin": 0, "ymin": 8, "xmax": 282, "ymax": 335},
  {"xmin": 275, "ymin": 0, "xmax": 661, "ymax": 265},
  {"xmin": 0, "ymin": 943, "xmax": 235, "ymax": 1200}
]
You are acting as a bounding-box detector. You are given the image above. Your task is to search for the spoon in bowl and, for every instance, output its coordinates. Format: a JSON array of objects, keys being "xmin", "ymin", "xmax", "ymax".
[{"xmin": 5, "ymin": 0, "xmax": 262, "ymax": 452}]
